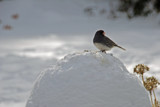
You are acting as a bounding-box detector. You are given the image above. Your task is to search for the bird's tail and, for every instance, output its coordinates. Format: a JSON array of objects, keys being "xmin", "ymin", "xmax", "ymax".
[{"xmin": 116, "ymin": 45, "xmax": 126, "ymax": 51}]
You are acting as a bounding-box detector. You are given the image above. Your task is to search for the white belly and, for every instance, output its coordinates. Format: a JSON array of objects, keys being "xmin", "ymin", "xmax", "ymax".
[{"xmin": 94, "ymin": 43, "xmax": 111, "ymax": 51}]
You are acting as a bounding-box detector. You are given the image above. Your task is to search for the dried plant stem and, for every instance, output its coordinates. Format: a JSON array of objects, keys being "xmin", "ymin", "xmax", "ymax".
[
  {"xmin": 149, "ymin": 91, "xmax": 154, "ymax": 107},
  {"xmin": 141, "ymin": 74, "xmax": 145, "ymax": 84},
  {"xmin": 133, "ymin": 64, "xmax": 160, "ymax": 107},
  {"xmin": 153, "ymin": 90, "xmax": 157, "ymax": 107},
  {"xmin": 153, "ymin": 90, "xmax": 157, "ymax": 101}
]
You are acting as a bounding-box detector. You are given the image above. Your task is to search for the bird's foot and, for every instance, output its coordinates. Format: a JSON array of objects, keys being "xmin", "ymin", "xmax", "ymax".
[{"xmin": 101, "ymin": 50, "xmax": 106, "ymax": 53}]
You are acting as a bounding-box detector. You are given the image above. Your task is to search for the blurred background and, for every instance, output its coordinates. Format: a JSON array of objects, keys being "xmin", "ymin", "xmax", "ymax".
[{"xmin": 0, "ymin": 0, "xmax": 160, "ymax": 107}]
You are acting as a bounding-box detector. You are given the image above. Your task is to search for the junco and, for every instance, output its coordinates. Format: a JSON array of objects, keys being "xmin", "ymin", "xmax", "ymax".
[{"xmin": 93, "ymin": 30, "xmax": 125, "ymax": 52}]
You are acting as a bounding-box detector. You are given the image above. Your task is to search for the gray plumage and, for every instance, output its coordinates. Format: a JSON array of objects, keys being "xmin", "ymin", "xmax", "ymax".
[{"xmin": 93, "ymin": 30, "xmax": 125, "ymax": 52}]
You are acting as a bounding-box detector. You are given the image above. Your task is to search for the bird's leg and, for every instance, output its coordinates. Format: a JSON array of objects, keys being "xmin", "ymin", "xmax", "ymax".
[{"xmin": 101, "ymin": 50, "xmax": 106, "ymax": 53}]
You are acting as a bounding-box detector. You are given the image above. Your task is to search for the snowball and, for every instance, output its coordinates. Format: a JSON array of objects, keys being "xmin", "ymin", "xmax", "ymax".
[{"xmin": 26, "ymin": 51, "xmax": 151, "ymax": 107}]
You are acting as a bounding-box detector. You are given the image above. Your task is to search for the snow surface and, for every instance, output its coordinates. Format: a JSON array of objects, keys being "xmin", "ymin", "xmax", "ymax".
[{"xmin": 26, "ymin": 51, "xmax": 151, "ymax": 107}]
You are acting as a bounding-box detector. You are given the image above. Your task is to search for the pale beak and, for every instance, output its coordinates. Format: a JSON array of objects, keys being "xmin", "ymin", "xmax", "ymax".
[{"xmin": 103, "ymin": 32, "xmax": 106, "ymax": 35}]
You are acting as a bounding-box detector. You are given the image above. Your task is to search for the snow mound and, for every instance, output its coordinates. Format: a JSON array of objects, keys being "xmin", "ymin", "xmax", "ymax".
[{"xmin": 26, "ymin": 51, "xmax": 150, "ymax": 107}]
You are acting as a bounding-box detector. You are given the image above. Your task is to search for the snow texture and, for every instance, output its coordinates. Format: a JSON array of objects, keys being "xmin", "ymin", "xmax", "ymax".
[{"xmin": 26, "ymin": 51, "xmax": 151, "ymax": 107}]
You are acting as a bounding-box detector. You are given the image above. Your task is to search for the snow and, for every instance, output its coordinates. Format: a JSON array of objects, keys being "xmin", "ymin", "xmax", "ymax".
[
  {"xmin": 26, "ymin": 51, "xmax": 151, "ymax": 107},
  {"xmin": 0, "ymin": 0, "xmax": 160, "ymax": 106}
]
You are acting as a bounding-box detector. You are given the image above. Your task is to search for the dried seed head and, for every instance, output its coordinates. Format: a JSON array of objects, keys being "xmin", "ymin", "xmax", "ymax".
[
  {"xmin": 144, "ymin": 76, "xmax": 159, "ymax": 91},
  {"xmin": 3, "ymin": 25, "xmax": 12, "ymax": 30},
  {"xmin": 12, "ymin": 14, "xmax": 19, "ymax": 19},
  {"xmin": 133, "ymin": 64, "xmax": 149, "ymax": 75}
]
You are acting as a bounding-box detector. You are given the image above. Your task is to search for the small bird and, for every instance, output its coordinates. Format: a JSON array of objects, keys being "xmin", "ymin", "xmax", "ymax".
[{"xmin": 93, "ymin": 30, "xmax": 126, "ymax": 52}]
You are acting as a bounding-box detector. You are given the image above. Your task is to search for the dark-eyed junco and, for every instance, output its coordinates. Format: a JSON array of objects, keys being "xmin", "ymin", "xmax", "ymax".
[{"xmin": 93, "ymin": 30, "xmax": 126, "ymax": 52}]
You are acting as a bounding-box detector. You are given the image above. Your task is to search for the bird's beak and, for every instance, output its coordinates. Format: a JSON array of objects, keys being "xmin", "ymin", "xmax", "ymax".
[{"xmin": 103, "ymin": 32, "xmax": 106, "ymax": 35}]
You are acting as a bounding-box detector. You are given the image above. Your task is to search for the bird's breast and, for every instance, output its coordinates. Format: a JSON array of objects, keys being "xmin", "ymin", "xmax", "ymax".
[{"xmin": 94, "ymin": 43, "xmax": 111, "ymax": 51}]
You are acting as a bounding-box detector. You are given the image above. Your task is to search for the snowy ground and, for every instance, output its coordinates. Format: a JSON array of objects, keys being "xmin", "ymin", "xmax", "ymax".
[{"xmin": 0, "ymin": 0, "xmax": 160, "ymax": 107}]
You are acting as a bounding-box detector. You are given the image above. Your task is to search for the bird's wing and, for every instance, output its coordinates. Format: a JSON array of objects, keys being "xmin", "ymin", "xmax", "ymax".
[{"xmin": 102, "ymin": 36, "xmax": 118, "ymax": 48}]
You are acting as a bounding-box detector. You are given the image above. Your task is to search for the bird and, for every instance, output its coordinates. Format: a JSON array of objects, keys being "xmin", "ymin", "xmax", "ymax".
[{"xmin": 93, "ymin": 30, "xmax": 126, "ymax": 52}]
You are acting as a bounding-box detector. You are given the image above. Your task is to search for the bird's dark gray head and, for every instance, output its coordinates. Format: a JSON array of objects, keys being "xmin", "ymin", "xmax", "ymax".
[
  {"xmin": 95, "ymin": 30, "xmax": 105, "ymax": 36},
  {"xmin": 93, "ymin": 30, "xmax": 105, "ymax": 43}
]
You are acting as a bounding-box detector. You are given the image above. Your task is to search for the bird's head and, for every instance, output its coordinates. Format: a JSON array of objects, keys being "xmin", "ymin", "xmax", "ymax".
[{"xmin": 95, "ymin": 30, "xmax": 106, "ymax": 36}]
